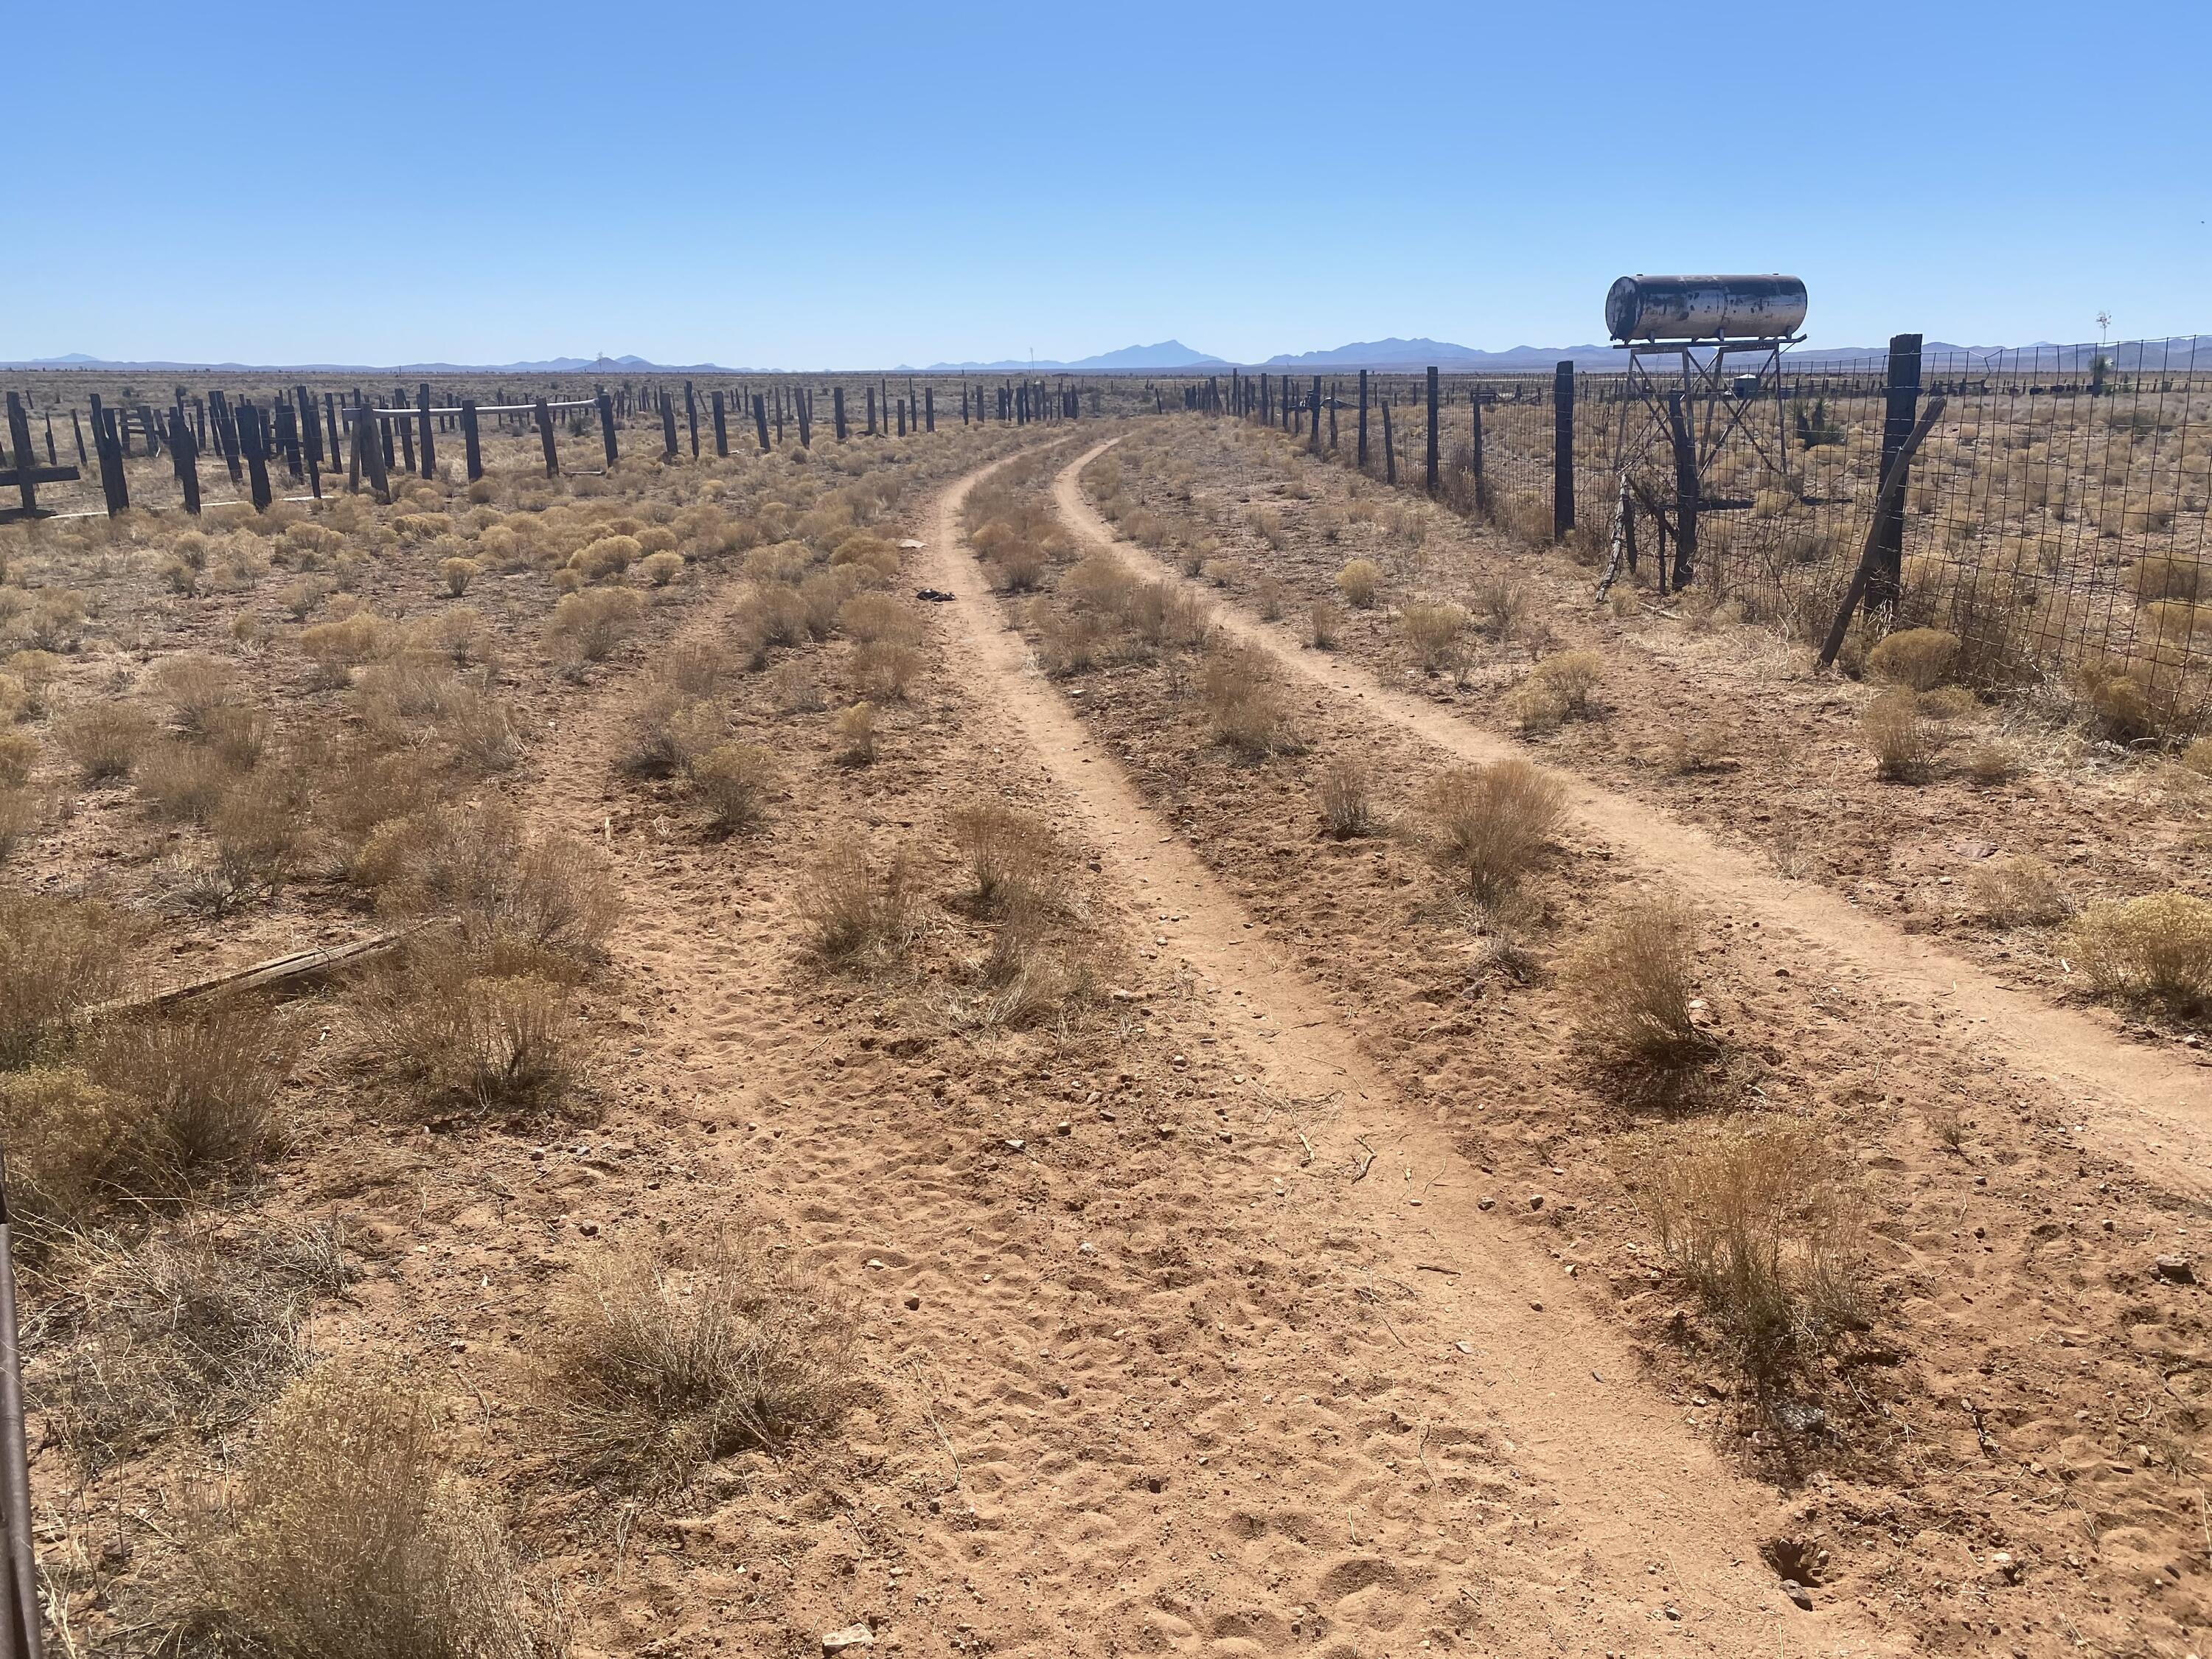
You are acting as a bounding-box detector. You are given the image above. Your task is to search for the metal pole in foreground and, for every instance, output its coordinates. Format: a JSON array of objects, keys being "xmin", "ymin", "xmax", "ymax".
[{"xmin": 0, "ymin": 1157, "xmax": 44, "ymax": 1658}]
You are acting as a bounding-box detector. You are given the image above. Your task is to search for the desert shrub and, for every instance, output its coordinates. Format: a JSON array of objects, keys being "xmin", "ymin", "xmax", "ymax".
[
  {"xmin": 1318, "ymin": 758, "xmax": 1375, "ymax": 840},
  {"xmin": 1336, "ymin": 559, "xmax": 1382, "ymax": 608},
  {"xmin": 798, "ymin": 838, "xmax": 914, "ymax": 967},
  {"xmin": 153, "ymin": 654, "xmax": 243, "ymax": 736},
  {"xmin": 1307, "ymin": 599, "xmax": 1343, "ymax": 650},
  {"xmin": 439, "ymin": 557, "xmax": 480, "ymax": 597},
  {"xmin": 1860, "ymin": 690, "xmax": 1941, "ymax": 782},
  {"xmin": 1635, "ymin": 1119, "xmax": 1868, "ymax": 1383},
  {"xmin": 1504, "ymin": 652, "xmax": 1596, "ymax": 734},
  {"xmin": 0, "ymin": 893, "xmax": 130, "ymax": 1065},
  {"xmin": 569, "ymin": 533, "xmax": 641, "ymax": 581},
  {"xmin": 537, "ymin": 1237, "xmax": 858, "ymax": 1495},
  {"xmin": 855, "ymin": 640, "xmax": 922, "ymax": 700},
  {"xmin": 1969, "ymin": 856, "xmax": 2070, "ymax": 928},
  {"xmin": 985, "ymin": 538, "xmax": 1046, "ymax": 594},
  {"xmin": 298, "ymin": 611, "xmax": 391, "ymax": 686},
  {"xmin": 0, "ymin": 731, "xmax": 32, "ymax": 790},
  {"xmin": 1401, "ymin": 602, "xmax": 1469, "ymax": 675},
  {"xmin": 639, "ymin": 551, "xmax": 685, "ymax": 588},
  {"xmin": 1472, "ymin": 574, "xmax": 1534, "ymax": 645},
  {"xmin": 1867, "ymin": 627, "xmax": 1960, "ymax": 691},
  {"xmin": 833, "ymin": 702, "xmax": 876, "ymax": 765},
  {"xmin": 2065, "ymin": 892, "xmax": 2212, "ymax": 1014},
  {"xmin": 85, "ymin": 1000, "xmax": 295, "ymax": 1194},
  {"xmin": 56, "ymin": 702, "xmax": 156, "ymax": 780},
  {"xmin": 358, "ymin": 807, "xmax": 618, "ymax": 959},
  {"xmin": 686, "ymin": 742, "xmax": 776, "ymax": 834},
  {"xmin": 1124, "ymin": 581, "xmax": 1208, "ymax": 650},
  {"xmin": 355, "ymin": 939, "xmax": 582, "ymax": 1116},
  {"xmin": 0, "ymin": 787, "xmax": 33, "ymax": 865},
  {"xmin": 45, "ymin": 1222, "xmax": 350, "ymax": 1470},
  {"xmin": 1423, "ymin": 759, "xmax": 1568, "ymax": 902},
  {"xmin": 1254, "ymin": 574, "xmax": 1285, "ymax": 621},
  {"xmin": 838, "ymin": 591, "xmax": 921, "ymax": 645},
  {"xmin": 616, "ymin": 686, "xmax": 727, "ymax": 779},
  {"xmin": 2072, "ymin": 656, "xmax": 2196, "ymax": 745},
  {"xmin": 282, "ymin": 575, "xmax": 331, "ymax": 619},
  {"xmin": 548, "ymin": 588, "xmax": 646, "ymax": 667},
  {"xmin": 1961, "ymin": 737, "xmax": 2022, "ymax": 784},
  {"xmin": 1200, "ymin": 647, "xmax": 1304, "ymax": 758},
  {"xmin": 137, "ymin": 740, "xmax": 240, "ymax": 823},
  {"xmin": 1563, "ymin": 895, "xmax": 1712, "ymax": 1077},
  {"xmin": 394, "ymin": 512, "xmax": 450, "ymax": 543},
  {"xmin": 947, "ymin": 802, "xmax": 1059, "ymax": 914},
  {"xmin": 170, "ymin": 1366, "xmax": 555, "ymax": 1659},
  {"xmin": 2129, "ymin": 552, "xmax": 2208, "ymax": 605}
]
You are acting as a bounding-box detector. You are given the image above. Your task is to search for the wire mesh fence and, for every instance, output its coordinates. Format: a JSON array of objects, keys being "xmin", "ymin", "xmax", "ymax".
[{"xmin": 1226, "ymin": 337, "xmax": 2212, "ymax": 728}]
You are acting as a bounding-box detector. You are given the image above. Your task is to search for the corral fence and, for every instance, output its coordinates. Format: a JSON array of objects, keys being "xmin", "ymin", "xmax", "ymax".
[
  {"xmin": 1204, "ymin": 336, "xmax": 2212, "ymax": 728},
  {"xmin": 0, "ymin": 369, "xmax": 1141, "ymax": 522}
]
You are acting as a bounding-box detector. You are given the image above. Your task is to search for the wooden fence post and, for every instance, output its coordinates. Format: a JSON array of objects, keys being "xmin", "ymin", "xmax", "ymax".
[
  {"xmin": 461, "ymin": 400, "xmax": 483, "ymax": 481},
  {"xmin": 684, "ymin": 382, "xmax": 700, "ymax": 457},
  {"xmin": 711, "ymin": 390, "xmax": 729, "ymax": 457},
  {"xmin": 866, "ymin": 386, "xmax": 877, "ymax": 437},
  {"xmin": 752, "ymin": 393, "xmax": 770, "ymax": 453},
  {"xmin": 238, "ymin": 401, "xmax": 274, "ymax": 512},
  {"xmin": 1425, "ymin": 366, "xmax": 1440, "ymax": 494},
  {"xmin": 1470, "ymin": 389, "xmax": 1487, "ymax": 512},
  {"xmin": 535, "ymin": 397, "xmax": 559, "ymax": 476},
  {"xmin": 1553, "ymin": 361, "xmax": 1576, "ymax": 538},
  {"xmin": 417, "ymin": 383, "xmax": 435, "ymax": 478},
  {"xmin": 1310, "ymin": 375, "xmax": 1324, "ymax": 455},
  {"xmin": 1665, "ymin": 391, "xmax": 1696, "ymax": 588},
  {"xmin": 295, "ymin": 385, "xmax": 321, "ymax": 470},
  {"xmin": 1357, "ymin": 370, "xmax": 1369, "ymax": 471},
  {"xmin": 1381, "ymin": 398, "xmax": 1396, "ymax": 485},
  {"xmin": 597, "ymin": 392, "xmax": 618, "ymax": 465},
  {"xmin": 168, "ymin": 408, "xmax": 201, "ymax": 514},
  {"xmin": 209, "ymin": 390, "xmax": 243, "ymax": 481},
  {"xmin": 1867, "ymin": 333, "xmax": 1924, "ymax": 611},
  {"xmin": 832, "ymin": 387, "xmax": 847, "ymax": 442}
]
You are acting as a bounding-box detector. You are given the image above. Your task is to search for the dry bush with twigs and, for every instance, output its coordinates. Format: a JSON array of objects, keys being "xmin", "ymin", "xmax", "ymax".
[
  {"xmin": 56, "ymin": 702, "xmax": 156, "ymax": 780},
  {"xmin": 353, "ymin": 935, "xmax": 585, "ymax": 1119},
  {"xmin": 0, "ymin": 891, "xmax": 131, "ymax": 1065},
  {"xmin": 1422, "ymin": 759, "xmax": 1568, "ymax": 902},
  {"xmin": 166, "ymin": 1366, "xmax": 560, "ymax": 1659},
  {"xmin": 535, "ymin": 1236, "xmax": 860, "ymax": 1495},
  {"xmin": 1867, "ymin": 627, "xmax": 1961, "ymax": 691},
  {"xmin": 1969, "ymin": 855, "xmax": 2072, "ymax": 928},
  {"xmin": 799, "ymin": 838, "xmax": 915, "ymax": 967},
  {"xmin": 1318, "ymin": 757, "xmax": 1376, "ymax": 840},
  {"xmin": 1635, "ymin": 1118, "xmax": 1870, "ymax": 1385},
  {"xmin": 1200, "ymin": 646, "xmax": 1305, "ymax": 759},
  {"xmin": 355, "ymin": 804, "xmax": 619, "ymax": 960},
  {"xmin": 1562, "ymin": 894, "xmax": 1714, "ymax": 1079},
  {"xmin": 1506, "ymin": 650, "xmax": 1603, "ymax": 733},
  {"xmin": 833, "ymin": 701, "xmax": 877, "ymax": 765},
  {"xmin": 686, "ymin": 742, "xmax": 777, "ymax": 834},
  {"xmin": 546, "ymin": 587, "xmax": 646, "ymax": 669},
  {"xmin": 2064, "ymin": 892, "xmax": 2212, "ymax": 1015},
  {"xmin": 1336, "ymin": 559, "xmax": 1381, "ymax": 608},
  {"xmin": 947, "ymin": 801, "xmax": 1060, "ymax": 915},
  {"xmin": 1860, "ymin": 689, "xmax": 1943, "ymax": 782}
]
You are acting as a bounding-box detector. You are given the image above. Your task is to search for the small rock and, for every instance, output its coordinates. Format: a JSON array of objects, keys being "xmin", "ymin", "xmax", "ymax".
[
  {"xmin": 576, "ymin": 1220, "xmax": 599, "ymax": 1237},
  {"xmin": 1781, "ymin": 1580, "xmax": 1813, "ymax": 1610},
  {"xmin": 903, "ymin": 1295, "xmax": 920, "ymax": 1310},
  {"xmin": 1663, "ymin": 1605, "xmax": 1680, "ymax": 1621},
  {"xmin": 1990, "ymin": 1551, "xmax": 2020, "ymax": 1583},
  {"xmin": 1477, "ymin": 1197, "xmax": 1495, "ymax": 1211},
  {"xmin": 1528, "ymin": 1194, "xmax": 1545, "ymax": 1211},
  {"xmin": 1004, "ymin": 1138, "xmax": 1025, "ymax": 1152},
  {"xmin": 823, "ymin": 1624, "xmax": 874, "ymax": 1653},
  {"xmin": 866, "ymin": 1258, "xmax": 886, "ymax": 1270},
  {"xmin": 1055, "ymin": 1121, "xmax": 1072, "ymax": 1136},
  {"xmin": 2154, "ymin": 1256, "xmax": 2196, "ymax": 1284}
]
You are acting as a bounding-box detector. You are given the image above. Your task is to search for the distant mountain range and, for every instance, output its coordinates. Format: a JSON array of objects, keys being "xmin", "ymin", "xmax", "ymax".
[
  {"xmin": 10, "ymin": 335, "xmax": 2205, "ymax": 377},
  {"xmin": 914, "ymin": 341, "xmax": 1228, "ymax": 373}
]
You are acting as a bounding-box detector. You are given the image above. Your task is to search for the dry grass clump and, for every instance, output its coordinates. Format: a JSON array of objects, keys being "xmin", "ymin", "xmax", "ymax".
[
  {"xmin": 354, "ymin": 936, "xmax": 584, "ymax": 1119},
  {"xmin": 1307, "ymin": 599, "xmax": 1343, "ymax": 649},
  {"xmin": 44, "ymin": 1221, "xmax": 352, "ymax": 1471},
  {"xmin": 357, "ymin": 806, "xmax": 619, "ymax": 959},
  {"xmin": 1635, "ymin": 1119, "xmax": 1868, "ymax": 1385},
  {"xmin": 85, "ymin": 1000, "xmax": 296, "ymax": 1192},
  {"xmin": 948, "ymin": 801, "xmax": 1060, "ymax": 914},
  {"xmin": 0, "ymin": 893, "xmax": 131, "ymax": 1065},
  {"xmin": 616, "ymin": 685, "xmax": 727, "ymax": 779},
  {"xmin": 838, "ymin": 591, "xmax": 922, "ymax": 646},
  {"xmin": 1423, "ymin": 759, "xmax": 1568, "ymax": 902},
  {"xmin": 1866, "ymin": 626, "xmax": 1960, "ymax": 690},
  {"xmin": 2065, "ymin": 892, "xmax": 2212, "ymax": 1015},
  {"xmin": 686, "ymin": 742, "xmax": 777, "ymax": 834},
  {"xmin": 299, "ymin": 611, "xmax": 392, "ymax": 686},
  {"xmin": 1400, "ymin": 601, "xmax": 1469, "ymax": 676},
  {"xmin": 536, "ymin": 1236, "xmax": 858, "ymax": 1495},
  {"xmin": 833, "ymin": 701, "xmax": 877, "ymax": 765},
  {"xmin": 56, "ymin": 701, "xmax": 156, "ymax": 780},
  {"xmin": 1961, "ymin": 737, "xmax": 2023, "ymax": 784},
  {"xmin": 639, "ymin": 551, "xmax": 685, "ymax": 587},
  {"xmin": 547, "ymin": 588, "xmax": 645, "ymax": 668},
  {"xmin": 1562, "ymin": 895, "xmax": 1714, "ymax": 1078},
  {"xmin": 1336, "ymin": 559, "xmax": 1382, "ymax": 608},
  {"xmin": 569, "ymin": 532, "xmax": 641, "ymax": 582},
  {"xmin": 2071, "ymin": 655, "xmax": 2198, "ymax": 745},
  {"xmin": 167, "ymin": 1366, "xmax": 558, "ymax": 1659},
  {"xmin": 854, "ymin": 639, "xmax": 922, "ymax": 701},
  {"xmin": 798, "ymin": 838, "xmax": 914, "ymax": 967},
  {"xmin": 1860, "ymin": 689, "xmax": 1943, "ymax": 782},
  {"xmin": 439, "ymin": 556, "xmax": 481, "ymax": 597},
  {"xmin": 1505, "ymin": 650, "xmax": 1603, "ymax": 733},
  {"xmin": 1318, "ymin": 757, "xmax": 1376, "ymax": 839},
  {"xmin": 1200, "ymin": 647, "xmax": 1304, "ymax": 758},
  {"xmin": 153, "ymin": 654, "xmax": 244, "ymax": 736},
  {"xmin": 2130, "ymin": 552, "xmax": 2208, "ymax": 605},
  {"xmin": 1969, "ymin": 855, "xmax": 2071, "ymax": 928}
]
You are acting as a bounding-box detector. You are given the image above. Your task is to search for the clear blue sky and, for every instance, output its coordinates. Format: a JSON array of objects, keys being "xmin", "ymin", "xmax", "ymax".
[{"xmin": 9, "ymin": 1, "xmax": 2205, "ymax": 366}]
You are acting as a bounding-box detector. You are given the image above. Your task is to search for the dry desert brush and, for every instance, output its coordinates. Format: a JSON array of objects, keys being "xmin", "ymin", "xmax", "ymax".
[
  {"xmin": 2064, "ymin": 891, "xmax": 2212, "ymax": 1016},
  {"xmin": 1422, "ymin": 759, "xmax": 1568, "ymax": 903},
  {"xmin": 1563, "ymin": 894, "xmax": 1717, "ymax": 1082},
  {"xmin": 535, "ymin": 1237, "xmax": 859, "ymax": 1495}
]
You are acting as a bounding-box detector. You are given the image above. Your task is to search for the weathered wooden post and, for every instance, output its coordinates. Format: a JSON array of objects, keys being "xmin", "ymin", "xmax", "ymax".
[
  {"xmin": 1425, "ymin": 366, "xmax": 1440, "ymax": 493},
  {"xmin": 274, "ymin": 400, "xmax": 303, "ymax": 480},
  {"xmin": 0, "ymin": 1153, "xmax": 46, "ymax": 1659},
  {"xmin": 710, "ymin": 390, "xmax": 729, "ymax": 457},
  {"xmin": 238, "ymin": 400, "xmax": 274, "ymax": 512},
  {"xmin": 1867, "ymin": 333, "xmax": 1924, "ymax": 611},
  {"xmin": 1666, "ymin": 391, "xmax": 1697, "ymax": 587},
  {"xmin": 658, "ymin": 392, "xmax": 678, "ymax": 459},
  {"xmin": 535, "ymin": 397, "xmax": 559, "ymax": 476},
  {"xmin": 295, "ymin": 385, "xmax": 321, "ymax": 471},
  {"xmin": 682, "ymin": 381, "xmax": 699, "ymax": 457},
  {"xmin": 752, "ymin": 393, "xmax": 770, "ymax": 453},
  {"xmin": 925, "ymin": 386, "xmax": 934, "ymax": 432},
  {"xmin": 1470, "ymin": 389, "xmax": 1487, "ymax": 512},
  {"xmin": 1356, "ymin": 370, "xmax": 1369, "ymax": 471},
  {"xmin": 832, "ymin": 386, "xmax": 847, "ymax": 442},
  {"xmin": 1381, "ymin": 398, "xmax": 1396, "ymax": 485},
  {"xmin": 209, "ymin": 390, "xmax": 244, "ymax": 482},
  {"xmin": 596, "ymin": 392, "xmax": 618, "ymax": 465},
  {"xmin": 167, "ymin": 408, "xmax": 201, "ymax": 514},
  {"xmin": 417, "ymin": 383, "xmax": 436, "ymax": 478},
  {"xmin": 866, "ymin": 386, "xmax": 877, "ymax": 437},
  {"xmin": 460, "ymin": 399, "xmax": 483, "ymax": 481},
  {"xmin": 1552, "ymin": 361, "xmax": 1575, "ymax": 538}
]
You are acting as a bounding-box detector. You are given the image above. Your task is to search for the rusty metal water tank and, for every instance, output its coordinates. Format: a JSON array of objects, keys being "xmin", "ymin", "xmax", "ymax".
[{"xmin": 1604, "ymin": 275, "xmax": 1808, "ymax": 343}]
